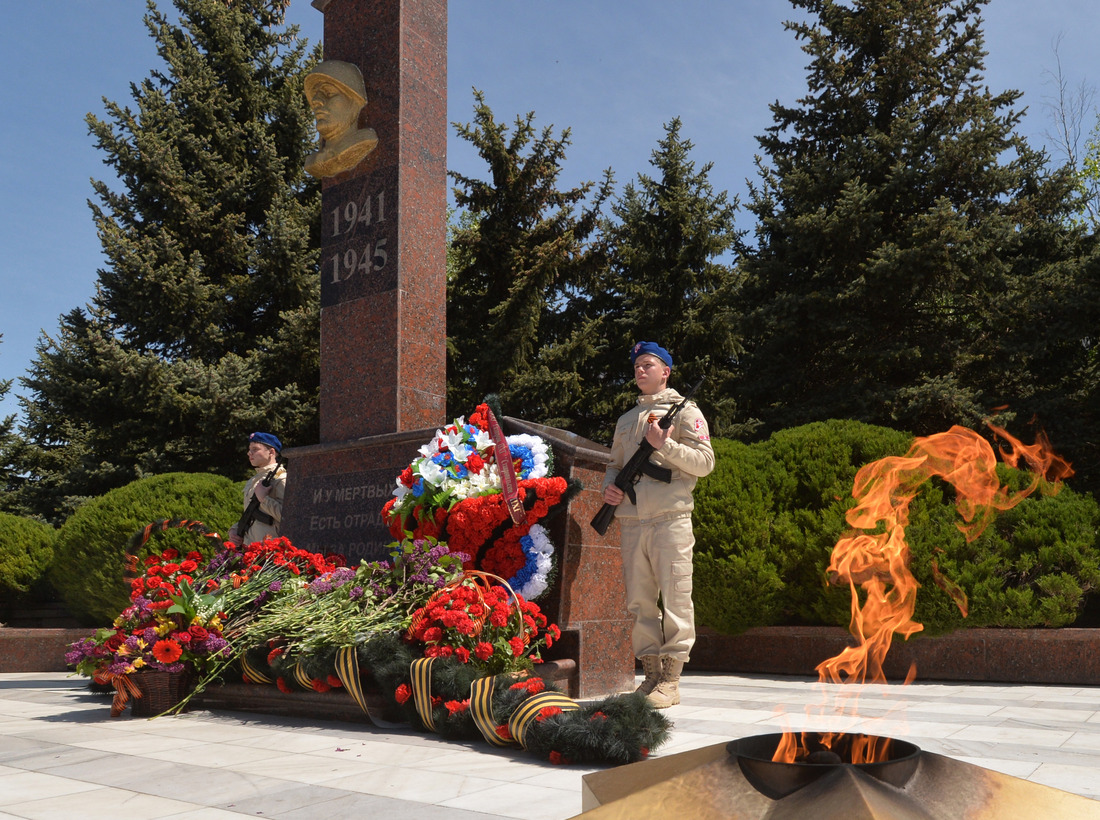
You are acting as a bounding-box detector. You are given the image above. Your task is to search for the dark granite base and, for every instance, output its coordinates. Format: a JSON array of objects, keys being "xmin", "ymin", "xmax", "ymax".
[
  {"xmin": 691, "ymin": 626, "xmax": 1100, "ymax": 685},
  {"xmin": 191, "ymin": 658, "xmax": 576, "ymax": 724}
]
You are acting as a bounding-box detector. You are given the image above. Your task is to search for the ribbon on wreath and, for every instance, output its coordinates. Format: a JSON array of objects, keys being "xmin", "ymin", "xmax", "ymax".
[
  {"xmin": 486, "ymin": 407, "xmax": 527, "ymax": 528},
  {"xmin": 334, "ymin": 646, "xmax": 371, "ymax": 716},
  {"xmin": 507, "ymin": 690, "xmax": 580, "ymax": 749},
  {"xmin": 469, "ymin": 675, "xmax": 511, "ymax": 747},
  {"xmin": 410, "ymin": 657, "xmax": 438, "ymax": 732},
  {"xmin": 292, "ymin": 662, "xmax": 313, "ymax": 691},
  {"xmin": 240, "ymin": 654, "xmax": 274, "ymax": 685}
]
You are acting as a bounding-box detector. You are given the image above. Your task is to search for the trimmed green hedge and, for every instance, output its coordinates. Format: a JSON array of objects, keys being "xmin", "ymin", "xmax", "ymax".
[
  {"xmin": 694, "ymin": 420, "xmax": 1100, "ymax": 635},
  {"xmin": 50, "ymin": 472, "xmax": 241, "ymax": 624},
  {"xmin": 0, "ymin": 513, "xmax": 55, "ymax": 603}
]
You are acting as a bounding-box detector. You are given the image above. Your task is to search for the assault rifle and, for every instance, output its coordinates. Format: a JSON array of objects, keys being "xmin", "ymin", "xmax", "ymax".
[
  {"xmin": 234, "ymin": 458, "xmax": 283, "ymax": 541},
  {"xmin": 590, "ymin": 376, "xmax": 704, "ymax": 536}
]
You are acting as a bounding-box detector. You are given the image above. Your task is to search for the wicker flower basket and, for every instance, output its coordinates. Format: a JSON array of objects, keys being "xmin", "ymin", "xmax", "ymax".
[{"xmin": 130, "ymin": 670, "xmax": 194, "ymax": 717}]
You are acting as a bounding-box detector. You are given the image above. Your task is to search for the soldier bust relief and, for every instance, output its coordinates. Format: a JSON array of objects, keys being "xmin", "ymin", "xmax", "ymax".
[{"xmin": 304, "ymin": 60, "xmax": 378, "ymax": 179}]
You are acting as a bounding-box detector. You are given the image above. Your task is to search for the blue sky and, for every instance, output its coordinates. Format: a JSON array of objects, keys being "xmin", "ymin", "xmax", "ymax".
[{"xmin": 1, "ymin": 0, "xmax": 1097, "ymax": 424}]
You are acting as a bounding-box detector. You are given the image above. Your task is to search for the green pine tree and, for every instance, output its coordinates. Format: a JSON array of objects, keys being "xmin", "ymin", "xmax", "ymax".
[
  {"xmin": 737, "ymin": 0, "xmax": 1080, "ymax": 436},
  {"xmin": 0, "ymin": 338, "xmax": 18, "ymax": 509},
  {"xmin": 10, "ymin": 0, "xmax": 320, "ymax": 522},
  {"xmin": 447, "ymin": 90, "xmax": 613, "ymax": 428},
  {"xmin": 595, "ymin": 118, "xmax": 753, "ymax": 439}
]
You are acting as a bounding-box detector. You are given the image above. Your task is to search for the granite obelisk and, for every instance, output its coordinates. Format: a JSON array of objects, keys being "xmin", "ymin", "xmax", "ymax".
[{"xmin": 280, "ymin": 0, "xmax": 447, "ymax": 562}]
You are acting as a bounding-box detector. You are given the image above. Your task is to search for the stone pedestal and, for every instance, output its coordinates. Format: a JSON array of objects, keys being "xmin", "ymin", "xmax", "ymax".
[{"xmin": 502, "ymin": 419, "xmax": 634, "ymax": 699}]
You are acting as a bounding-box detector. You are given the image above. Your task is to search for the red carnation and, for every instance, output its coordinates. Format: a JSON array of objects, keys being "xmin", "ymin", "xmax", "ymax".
[
  {"xmin": 549, "ymin": 750, "xmax": 571, "ymax": 765},
  {"xmin": 526, "ymin": 677, "xmax": 546, "ymax": 694},
  {"xmin": 423, "ymin": 626, "xmax": 443, "ymax": 644},
  {"xmin": 327, "ymin": 675, "xmax": 343, "ymax": 688},
  {"xmin": 455, "ymin": 646, "xmax": 471, "ymax": 664},
  {"xmin": 474, "ymin": 642, "xmax": 493, "ymax": 661},
  {"xmin": 536, "ymin": 706, "xmax": 563, "ymax": 722},
  {"xmin": 395, "ymin": 684, "xmax": 412, "ymax": 704},
  {"xmin": 276, "ymin": 677, "xmax": 293, "ymax": 694},
  {"xmin": 495, "ymin": 724, "xmax": 512, "ymax": 742},
  {"xmin": 445, "ymin": 699, "xmax": 469, "ymax": 715},
  {"xmin": 466, "ymin": 453, "xmax": 485, "ymax": 474},
  {"xmin": 508, "ymin": 637, "xmax": 525, "ymax": 657}
]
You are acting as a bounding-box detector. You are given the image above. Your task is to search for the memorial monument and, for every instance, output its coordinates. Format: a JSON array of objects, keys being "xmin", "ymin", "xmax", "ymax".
[{"xmin": 281, "ymin": 0, "xmax": 633, "ymax": 697}]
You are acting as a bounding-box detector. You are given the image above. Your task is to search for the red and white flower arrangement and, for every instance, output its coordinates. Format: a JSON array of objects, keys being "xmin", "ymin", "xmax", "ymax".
[{"xmin": 382, "ymin": 404, "xmax": 569, "ymax": 600}]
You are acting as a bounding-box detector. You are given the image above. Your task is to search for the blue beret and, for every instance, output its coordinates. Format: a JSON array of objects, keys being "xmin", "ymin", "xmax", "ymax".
[
  {"xmin": 630, "ymin": 341, "xmax": 673, "ymax": 368},
  {"xmin": 249, "ymin": 431, "xmax": 282, "ymax": 452}
]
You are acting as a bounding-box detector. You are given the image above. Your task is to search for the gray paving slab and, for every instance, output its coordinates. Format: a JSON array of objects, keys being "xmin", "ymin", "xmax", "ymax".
[{"xmin": 1, "ymin": 671, "xmax": 1098, "ymax": 818}]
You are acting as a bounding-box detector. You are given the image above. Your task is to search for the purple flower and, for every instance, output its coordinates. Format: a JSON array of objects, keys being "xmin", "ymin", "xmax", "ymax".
[
  {"xmin": 268, "ymin": 580, "xmax": 283, "ymax": 592},
  {"xmin": 330, "ymin": 567, "xmax": 356, "ymax": 587},
  {"xmin": 348, "ymin": 586, "xmax": 364, "ymax": 600},
  {"xmin": 309, "ymin": 579, "xmax": 334, "ymax": 595}
]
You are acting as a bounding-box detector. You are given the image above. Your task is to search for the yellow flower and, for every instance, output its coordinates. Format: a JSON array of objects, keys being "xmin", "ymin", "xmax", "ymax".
[
  {"xmin": 156, "ymin": 622, "xmax": 173, "ymax": 637},
  {"xmin": 132, "ymin": 658, "xmax": 145, "ymax": 669}
]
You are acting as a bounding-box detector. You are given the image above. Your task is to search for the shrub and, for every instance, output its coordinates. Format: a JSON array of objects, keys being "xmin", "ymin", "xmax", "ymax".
[
  {"xmin": 0, "ymin": 513, "xmax": 56, "ymax": 604},
  {"xmin": 693, "ymin": 420, "xmax": 1100, "ymax": 635},
  {"xmin": 50, "ymin": 472, "xmax": 240, "ymax": 624}
]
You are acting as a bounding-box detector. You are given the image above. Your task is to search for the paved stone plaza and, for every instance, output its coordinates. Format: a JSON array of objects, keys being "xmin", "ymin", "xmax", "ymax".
[{"xmin": 1, "ymin": 671, "xmax": 1098, "ymax": 818}]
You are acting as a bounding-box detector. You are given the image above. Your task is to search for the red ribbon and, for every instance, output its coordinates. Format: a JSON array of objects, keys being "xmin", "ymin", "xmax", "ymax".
[{"xmin": 486, "ymin": 407, "xmax": 527, "ymax": 527}]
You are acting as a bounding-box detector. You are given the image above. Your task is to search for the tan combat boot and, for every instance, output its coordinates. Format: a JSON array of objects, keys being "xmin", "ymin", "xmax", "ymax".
[
  {"xmin": 636, "ymin": 655, "xmax": 661, "ymax": 696},
  {"xmin": 647, "ymin": 657, "xmax": 683, "ymax": 709}
]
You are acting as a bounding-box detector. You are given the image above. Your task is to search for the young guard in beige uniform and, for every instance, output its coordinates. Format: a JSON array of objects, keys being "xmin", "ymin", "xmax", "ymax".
[
  {"xmin": 228, "ymin": 431, "xmax": 287, "ymax": 546},
  {"xmin": 601, "ymin": 342, "xmax": 715, "ymax": 708}
]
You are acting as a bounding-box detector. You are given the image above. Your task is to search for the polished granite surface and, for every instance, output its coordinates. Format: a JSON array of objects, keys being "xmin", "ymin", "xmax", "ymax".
[{"xmin": 1, "ymin": 671, "xmax": 1098, "ymax": 819}]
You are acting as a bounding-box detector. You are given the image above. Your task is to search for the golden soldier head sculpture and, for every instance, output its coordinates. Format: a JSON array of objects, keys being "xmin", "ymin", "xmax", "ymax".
[{"xmin": 304, "ymin": 60, "xmax": 379, "ymax": 178}]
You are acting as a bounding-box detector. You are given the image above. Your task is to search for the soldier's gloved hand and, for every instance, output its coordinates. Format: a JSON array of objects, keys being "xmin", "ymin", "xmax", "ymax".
[{"xmin": 253, "ymin": 482, "xmax": 271, "ymax": 501}]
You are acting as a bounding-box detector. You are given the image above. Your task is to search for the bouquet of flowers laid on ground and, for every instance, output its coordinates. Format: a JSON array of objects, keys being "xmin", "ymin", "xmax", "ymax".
[
  {"xmin": 66, "ymin": 582, "xmax": 230, "ymax": 683},
  {"xmin": 382, "ymin": 404, "xmax": 576, "ymax": 600},
  {"xmin": 66, "ymin": 545, "xmax": 234, "ymax": 716},
  {"xmin": 68, "ymin": 534, "xmax": 347, "ymax": 715},
  {"xmin": 237, "ymin": 537, "xmax": 468, "ymax": 669}
]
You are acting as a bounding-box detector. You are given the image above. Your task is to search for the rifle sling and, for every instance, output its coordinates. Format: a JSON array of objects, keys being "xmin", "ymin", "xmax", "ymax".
[{"xmin": 252, "ymin": 509, "xmax": 275, "ymax": 526}]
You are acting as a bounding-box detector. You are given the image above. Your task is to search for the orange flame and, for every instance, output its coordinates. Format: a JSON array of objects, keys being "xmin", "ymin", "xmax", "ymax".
[{"xmin": 773, "ymin": 424, "xmax": 1071, "ymax": 764}]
